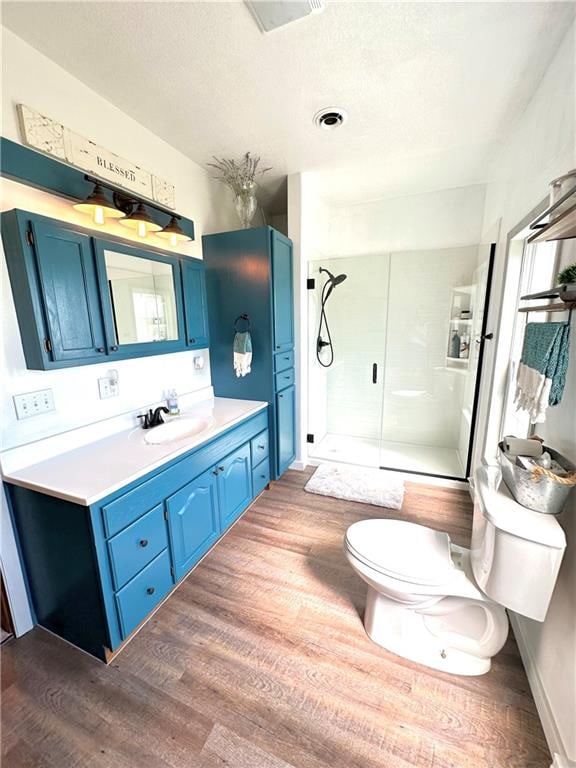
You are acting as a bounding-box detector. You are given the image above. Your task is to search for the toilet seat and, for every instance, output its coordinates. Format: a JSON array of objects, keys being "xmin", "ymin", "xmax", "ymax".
[{"xmin": 345, "ymin": 519, "xmax": 456, "ymax": 587}]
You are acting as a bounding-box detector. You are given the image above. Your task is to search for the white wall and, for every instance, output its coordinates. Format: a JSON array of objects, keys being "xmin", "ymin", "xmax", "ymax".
[
  {"xmin": 0, "ymin": 28, "xmax": 239, "ymax": 452},
  {"xmin": 0, "ymin": 28, "xmax": 238, "ymax": 632},
  {"xmin": 477, "ymin": 21, "xmax": 576, "ymax": 766}
]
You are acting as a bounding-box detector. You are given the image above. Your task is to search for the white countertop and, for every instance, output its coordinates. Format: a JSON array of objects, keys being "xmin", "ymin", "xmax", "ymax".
[{"xmin": 3, "ymin": 398, "xmax": 267, "ymax": 506}]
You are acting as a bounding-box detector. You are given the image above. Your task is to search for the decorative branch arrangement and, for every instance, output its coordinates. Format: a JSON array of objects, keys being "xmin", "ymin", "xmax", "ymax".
[{"xmin": 207, "ymin": 152, "xmax": 272, "ymax": 195}]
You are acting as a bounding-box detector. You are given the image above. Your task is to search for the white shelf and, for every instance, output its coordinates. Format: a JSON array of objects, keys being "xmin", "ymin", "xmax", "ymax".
[
  {"xmin": 446, "ymin": 356, "xmax": 470, "ymax": 365},
  {"xmin": 453, "ymin": 284, "xmax": 474, "ymax": 295},
  {"xmin": 450, "ymin": 318, "xmax": 473, "ymax": 325}
]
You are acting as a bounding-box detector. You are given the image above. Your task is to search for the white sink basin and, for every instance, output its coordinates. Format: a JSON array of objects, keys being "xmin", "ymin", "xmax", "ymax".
[{"xmin": 144, "ymin": 417, "xmax": 212, "ymax": 445}]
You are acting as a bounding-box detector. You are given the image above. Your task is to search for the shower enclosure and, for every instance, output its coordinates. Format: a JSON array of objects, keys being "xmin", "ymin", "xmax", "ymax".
[{"xmin": 307, "ymin": 245, "xmax": 493, "ymax": 480}]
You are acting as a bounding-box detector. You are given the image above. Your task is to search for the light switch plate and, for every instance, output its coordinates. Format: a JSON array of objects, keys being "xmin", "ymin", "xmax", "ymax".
[
  {"xmin": 98, "ymin": 375, "xmax": 119, "ymax": 399},
  {"xmin": 13, "ymin": 389, "xmax": 55, "ymax": 419}
]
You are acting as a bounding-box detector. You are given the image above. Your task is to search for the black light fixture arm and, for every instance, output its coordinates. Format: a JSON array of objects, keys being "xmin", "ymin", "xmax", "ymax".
[{"xmin": 82, "ymin": 174, "xmax": 183, "ymax": 219}]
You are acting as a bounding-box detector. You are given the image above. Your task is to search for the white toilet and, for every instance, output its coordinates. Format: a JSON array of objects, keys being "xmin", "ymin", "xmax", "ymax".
[{"xmin": 344, "ymin": 466, "xmax": 567, "ymax": 675}]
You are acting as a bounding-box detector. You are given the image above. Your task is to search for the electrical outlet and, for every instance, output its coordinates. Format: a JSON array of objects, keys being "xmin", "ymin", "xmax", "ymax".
[
  {"xmin": 13, "ymin": 389, "xmax": 55, "ymax": 419},
  {"xmin": 193, "ymin": 355, "xmax": 205, "ymax": 371},
  {"xmin": 98, "ymin": 371, "xmax": 119, "ymax": 399}
]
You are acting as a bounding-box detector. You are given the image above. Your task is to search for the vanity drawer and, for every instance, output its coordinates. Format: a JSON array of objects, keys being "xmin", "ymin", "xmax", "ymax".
[
  {"xmin": 107, "ymin": 504, "xmax": 168, "ymax": 590},
  {"xmin": 252, "ymin": 460, "xmax": 270, "ymax": 497},
  {"xmin": 275, "ymin": 367, "xmax": 295, "ymax": 392},
  {"xmin": 115, "ymin": 550, "xmax": 173, "ymax": 639},
  {"xmin": 274, "ymin": 350, "xmax": 294, "ymax": 373},
  {"xmin": 250, "ymin": 430, "xmax": 269, "ymax": 466},
  {"xmin": 102, "ymin": 473, "xmax": 170, "ymax": 538}
]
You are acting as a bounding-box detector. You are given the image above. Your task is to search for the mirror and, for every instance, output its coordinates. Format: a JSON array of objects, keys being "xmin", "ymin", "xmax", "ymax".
[{"xmin": 104, "ymin": 250, "xmax": 178, "ymax": 345}]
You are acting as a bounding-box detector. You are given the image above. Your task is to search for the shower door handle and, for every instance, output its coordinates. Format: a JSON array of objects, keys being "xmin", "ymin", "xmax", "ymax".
[{"xmin": 372, "ymin": 363, "xmax": 378, "ymax": 384}]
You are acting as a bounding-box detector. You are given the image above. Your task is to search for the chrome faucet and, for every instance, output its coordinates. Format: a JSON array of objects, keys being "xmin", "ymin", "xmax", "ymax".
[{"xmin": 137, "ymin": 406, "xmax": 169, "ymax": 430}]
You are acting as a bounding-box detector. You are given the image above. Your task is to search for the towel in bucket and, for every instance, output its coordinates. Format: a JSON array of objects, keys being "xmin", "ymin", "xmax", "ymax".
[
  {"xmin": 233, "ymin": 331, "xmax": 252, "ymax": 377},
  {"xmin": 515, "ymin": 321, "xmax": 571, "ymax": 423}
]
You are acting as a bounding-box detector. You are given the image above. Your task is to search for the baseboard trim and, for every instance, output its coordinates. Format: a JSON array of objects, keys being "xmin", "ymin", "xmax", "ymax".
[
  {"xmin": 289, "ymin": 461, "xmax": 307, "ymax": 471},
  {"xmin": 509, "ymin": 612, "xmax": 575, "ymax": 768}
]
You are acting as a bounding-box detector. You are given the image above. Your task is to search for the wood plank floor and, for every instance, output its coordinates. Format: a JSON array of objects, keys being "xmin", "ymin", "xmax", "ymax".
[{"xmin": 1, "ymin": 469, "xmax": 550, "ymax": 768}]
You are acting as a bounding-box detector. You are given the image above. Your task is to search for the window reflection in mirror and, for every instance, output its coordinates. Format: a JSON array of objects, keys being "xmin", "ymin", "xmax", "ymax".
[{"xmin": 104, "ymin": 251, "xmax": 178, "ymax": 344}]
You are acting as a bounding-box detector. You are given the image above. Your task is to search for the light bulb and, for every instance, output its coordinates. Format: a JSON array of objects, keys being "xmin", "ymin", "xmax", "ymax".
[
  {"xmin": 137, "ymin": 221, "xmax": 147, "ymax": 238},
  {"xmin": 169, "ymin": 233, "xmax": 178, "ymax": 247},
  {"xmin": 93, "ymin": 206, "xmax": 105, "ymax": 225}
]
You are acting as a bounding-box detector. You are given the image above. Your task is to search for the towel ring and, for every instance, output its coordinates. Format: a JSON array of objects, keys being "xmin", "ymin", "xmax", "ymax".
[{"xmin": 233, "ymin": 314, "xmax": 251, "ymax": 333}]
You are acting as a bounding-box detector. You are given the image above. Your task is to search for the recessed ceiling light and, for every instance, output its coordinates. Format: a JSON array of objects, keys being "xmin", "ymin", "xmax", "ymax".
[{"xmin": 313, "ymin": 108, "xmax": 347, "ymax": 130}]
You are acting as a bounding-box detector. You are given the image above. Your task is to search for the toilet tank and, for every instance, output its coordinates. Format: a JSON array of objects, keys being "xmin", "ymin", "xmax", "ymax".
[{"xmin": 471, "ymin": 466, "xmax": 566, "ymax": 622}]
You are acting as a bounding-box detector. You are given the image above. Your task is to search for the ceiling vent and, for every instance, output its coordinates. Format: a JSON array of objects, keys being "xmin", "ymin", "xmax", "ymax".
[
  {"xmin": 245, "ymin": 1, "xmax": 325, "ymax": 33},
  {"xmin": 313, "ymin": 108, "xmax": 347, "ymax": 130}
]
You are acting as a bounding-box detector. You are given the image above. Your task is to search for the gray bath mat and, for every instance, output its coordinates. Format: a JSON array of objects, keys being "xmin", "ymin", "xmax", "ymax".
[{"xmin": 305, "ymin": 463, "xmax": 405, "ymax": 509}]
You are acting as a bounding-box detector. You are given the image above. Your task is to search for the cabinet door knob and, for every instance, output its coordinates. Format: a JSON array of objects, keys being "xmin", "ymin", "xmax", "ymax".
[
  {"xmin": 189, "ymin": 338, "xmax": 196, "ymax": 343},
  {"xmin": 139, "ymin": 539, "xmax": 149, "ymax": 548},
  {"xmin": 257, "ymin": 444, "xmax": 265, "ymax": 449},
  {"xmin": 260, "ymin": 474, "xmax": 266, "ymax": 479},
  {"xmin": 279, "ymin": 394, "xmax": 283, "ymax": 398},
  {"xmin": 218, "ymin": 465, "xmax": 225, "ymax": 472},
  {"xmin": 146, "ymin": 587, "xmax": 155, "ymax": 595},
  {"xmin": 110, "ymin": 345, "xmax": 119, "ymax": 352},
  {"xmin": 212, "ymin": 470, "xmax": 219, "ymax": 475},
  {"xmin": 96, "ymin": 347, "xmax": 105, "ymax": 353}
]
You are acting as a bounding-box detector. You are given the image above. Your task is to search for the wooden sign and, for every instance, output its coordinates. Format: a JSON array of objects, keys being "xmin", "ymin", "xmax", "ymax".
[{"xmin": 17, "ymin": 104, "xmax": 176, "ymax": 209}]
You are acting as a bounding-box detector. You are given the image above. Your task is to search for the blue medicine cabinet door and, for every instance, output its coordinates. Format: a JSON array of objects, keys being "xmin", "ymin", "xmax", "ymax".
[
  {"xmin": 217, "ymin": 443, "xmax": 252, "ymax": 530},
  {"xmin": 276, "ymin": 385, "xmax": 296, "ymax": 476},
  {"xmin": 165, "ymin": 468, "xmax": 220, "ymax": 581},
  {"xmin": 181, "ymin": 258, "xmax": 209, "ymax": 348},
  {"xmin": 271, "ymin": 230, "xmax": 294, "ymax": 352},
  {"xmin": 31, "ymin": 220, "xmax": 106, "ymax": 362}
]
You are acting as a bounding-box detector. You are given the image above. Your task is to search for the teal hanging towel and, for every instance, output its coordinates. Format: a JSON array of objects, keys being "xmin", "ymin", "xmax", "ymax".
[{"xmin": 515, "ymin": 321, "xmax": 571, "ymax": 423}]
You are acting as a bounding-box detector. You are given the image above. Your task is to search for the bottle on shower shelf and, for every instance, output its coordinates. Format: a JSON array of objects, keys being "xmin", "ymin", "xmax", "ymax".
[
  {"xmin": 460, "ymin": 334, "xmax": 470, "ymax": 359},
  {"xmin": 450, "ymin": 330, "xmax": 460, "ymax": 358}
]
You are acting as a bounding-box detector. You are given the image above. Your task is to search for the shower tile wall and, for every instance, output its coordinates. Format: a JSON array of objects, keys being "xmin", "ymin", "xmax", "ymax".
[{"xmin": 381, "ymin": 247, "xmax": 478, "ymax": 448}]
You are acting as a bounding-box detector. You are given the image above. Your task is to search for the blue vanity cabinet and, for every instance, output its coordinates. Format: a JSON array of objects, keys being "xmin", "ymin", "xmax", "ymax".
[
  {"xmin": 181, "ymin": 257, "xmax": 210, "ymax": 348},
  {"xmin": 216, "ymin": 443, "xmax": 252, "ymax": 529},
  {"xmin": 203, "ymin": 227, "xmax": 296, "ymax": 480},
  {"xmin": 1, "ymin": 208, "xmax": 206, "ymax": 369},
  {"xmin": 276, "ymin": 385, "xmax": 296, "ymax": 476},
  {"xmin": 1, "ymin": 210, "xmax": 107, "ymax": 368},
  {"xmin": 271, "ymin": 229, "xmax": 294, "ymax": 352},
  {"xmin": 5, "ymin": 408, "xmax": 269, "ymax": 662},
  {"xmin": 166, "ymin": 468, "xmax": 220, "ymax": 581}
]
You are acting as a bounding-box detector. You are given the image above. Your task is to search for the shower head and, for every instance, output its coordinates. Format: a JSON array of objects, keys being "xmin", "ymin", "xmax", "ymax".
[{"xmin": 319, "ymin": 267, "xmax": 348, "ymax": 291}]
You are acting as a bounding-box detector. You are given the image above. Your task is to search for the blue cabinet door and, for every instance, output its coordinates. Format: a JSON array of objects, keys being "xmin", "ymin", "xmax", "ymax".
[
  {"xmin": 276, "ymin": 385, "xmax": 296, "ymax": 476},
  {"xmin": 182, "ymin": 258, "xmax": 209, "ymax": 348},
  {"xmin": 165, "ymin": 468, "xmax": 220, "ymax": 581},
  {"xmin": 31, "ymin": 220, "xmax": 106, "ymax": 362},
  {"xmin": 217, "ymin": 443, "xmax": 252, "ymax": 530},
  {"xmin": 271, "ymin": 230, "xmax": 294, "ymax": 352}
]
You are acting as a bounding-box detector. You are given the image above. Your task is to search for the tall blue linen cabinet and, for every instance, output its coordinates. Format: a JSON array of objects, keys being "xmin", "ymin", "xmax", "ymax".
[{"xmin": 203, "ymin": 227, "xmax": 296, "ymax": 480}]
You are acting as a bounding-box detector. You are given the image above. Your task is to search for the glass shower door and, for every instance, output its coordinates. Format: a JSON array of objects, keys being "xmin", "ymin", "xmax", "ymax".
[
  {"xmin": 307, "ymin": 255, "xmax": 387, "ymax": 468},
  {"xmin": 378, "ymin": 244, "xmax": 494, "ymax": 479}
]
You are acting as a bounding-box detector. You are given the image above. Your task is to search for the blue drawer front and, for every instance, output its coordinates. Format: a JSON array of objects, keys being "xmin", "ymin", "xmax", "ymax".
[
  {"xmin": 252, "ymin": 461, "xmax": 270, "ymax": 497},
  {"xmin": 107, "ymin": 504, "xmax": 168, "ymax": 590},
  {"xmin": 274, "ymin": 350, "xmax": 294, "ymax": 373},
  {"xmin": 115, "ymin": 550, "xmax": 173, "ymax": 639},
  {"xmin": 275, "ymin": 367, "xmax": 295, "ymax": 392},
  {"xmin": 250, "ymin": 430, "xmax": 269, "ymax": 466}
]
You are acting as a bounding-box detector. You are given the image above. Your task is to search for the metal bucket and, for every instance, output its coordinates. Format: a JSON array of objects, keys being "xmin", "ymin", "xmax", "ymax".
[{"xmin": 498, "ymin": 442, "xmax": 576, "ymax": 515}]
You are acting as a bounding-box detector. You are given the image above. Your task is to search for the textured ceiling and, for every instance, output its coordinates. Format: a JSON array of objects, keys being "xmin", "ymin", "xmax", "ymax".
[{"xmin": 2, "ymin": 1, "xmax": 574, "ymax": 209}]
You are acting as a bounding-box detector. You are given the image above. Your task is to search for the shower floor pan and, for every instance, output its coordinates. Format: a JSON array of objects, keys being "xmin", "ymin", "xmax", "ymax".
[{"xmin": 310, "ymin": 433, "xmax": 464, "ymax": 479}]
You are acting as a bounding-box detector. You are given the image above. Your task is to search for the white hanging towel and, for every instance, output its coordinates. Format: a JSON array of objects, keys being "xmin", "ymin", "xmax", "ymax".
[{"xmin": 233, "ymin": 331, "xmax": 252, "ymax": 377}]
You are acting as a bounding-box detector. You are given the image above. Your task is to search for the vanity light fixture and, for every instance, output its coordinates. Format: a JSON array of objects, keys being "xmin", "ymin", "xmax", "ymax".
[
  {"xmin": 156, "ymin": 215, "xmax": 191, "ymax": 246},
  {"xmin": 119, "ymin": 202, "xmax": 163, "ymax": 238},
  {"xmin": 73, "ymin": 182, "xmax": 125, "ymax": 225}
]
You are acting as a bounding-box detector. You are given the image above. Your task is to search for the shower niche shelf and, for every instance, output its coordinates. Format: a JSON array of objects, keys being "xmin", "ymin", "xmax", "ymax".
[{"xmin": 445, "ymin": 284, "xmax": 474, "ymax": 370}]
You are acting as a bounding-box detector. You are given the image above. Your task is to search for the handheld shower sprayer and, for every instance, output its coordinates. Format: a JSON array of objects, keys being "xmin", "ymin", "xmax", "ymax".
[{"xmin": 316, "ymin": 267, "xmax": 348, "ymax": 367}]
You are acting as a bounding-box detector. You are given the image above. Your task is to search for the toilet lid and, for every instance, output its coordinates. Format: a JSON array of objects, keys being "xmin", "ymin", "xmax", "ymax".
[{"xmin": 345, "ymin": 519, "xmax": 455, "ymax": 586}]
